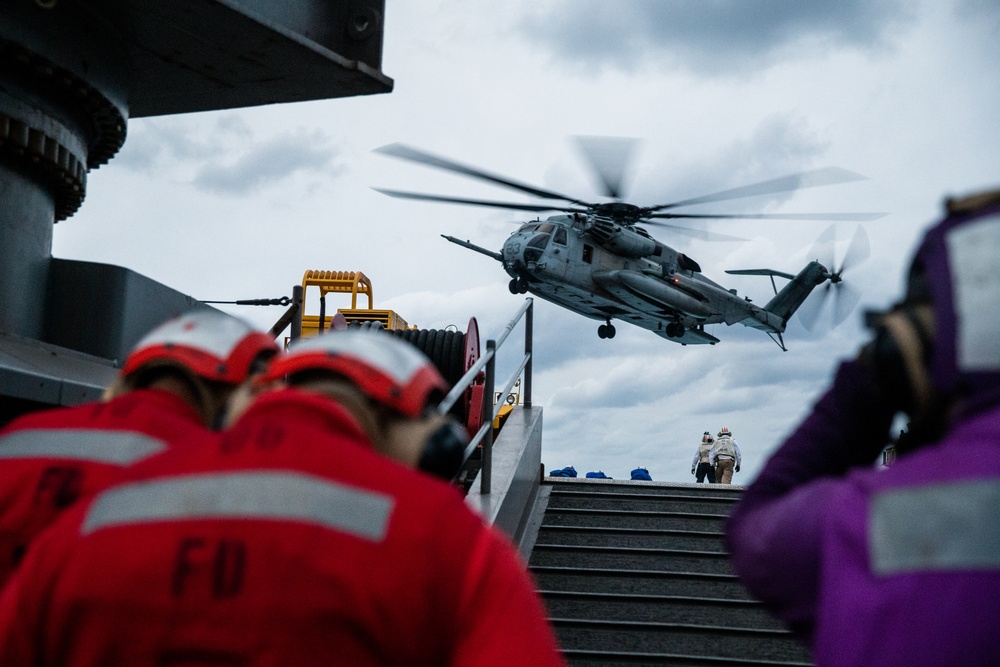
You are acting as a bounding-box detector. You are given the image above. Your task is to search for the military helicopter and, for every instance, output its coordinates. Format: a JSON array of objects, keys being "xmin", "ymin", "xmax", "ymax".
[{"xmin": 374, "ymin": 138, "xmax": 882, "ymax": 349}]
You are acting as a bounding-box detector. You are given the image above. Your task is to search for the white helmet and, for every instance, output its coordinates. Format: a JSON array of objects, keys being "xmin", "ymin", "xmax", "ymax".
[
  {"xmin": 122, "ymin": 309, "xmax": 278, "ymax": 385},
  {"xmin": 261, "ymin": 330, "xmax": 448, "ymax": 418}
]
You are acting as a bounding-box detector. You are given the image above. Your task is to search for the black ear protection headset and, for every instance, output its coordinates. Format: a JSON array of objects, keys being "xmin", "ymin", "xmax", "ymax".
[
  {"xmin": 414, "ymin": 386, "xmax": 471, "ymax": 481},
  {"xmin": 416, "ymin": 413, "xmax": 469, "ymax": 480},
  {"xmin": 862, "ymin": 260, "xmax": 947, "ymax": 450},
  {"xmin": 287, "ymin": 370, "xmax": 470, "ymax": 481},
  {"xmin": 864, "ymin": 304, "xmax": 934, "ymax": 416}
]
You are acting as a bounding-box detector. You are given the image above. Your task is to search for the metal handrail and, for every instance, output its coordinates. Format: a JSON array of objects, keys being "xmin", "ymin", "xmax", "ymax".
[
  {"xmin": 437, "ymin": 297, "xmax": 534, "ymax": 415},
  {"xmin": 436, "ymin": 298, "xmax": 534, "ymax": 494}
]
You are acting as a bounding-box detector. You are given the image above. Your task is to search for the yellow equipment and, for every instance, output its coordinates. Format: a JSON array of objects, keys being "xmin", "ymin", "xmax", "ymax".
[
  {"xmin": 293, "ymin": 269, "xmax": 488, "ymax": 456},
  {"xmin": 493, "ymin": 379, "xmax": 521, "ymax": 430},
  {"xmin": 299, "ymin": 270, "xmax": 411, "ymax": 336}
]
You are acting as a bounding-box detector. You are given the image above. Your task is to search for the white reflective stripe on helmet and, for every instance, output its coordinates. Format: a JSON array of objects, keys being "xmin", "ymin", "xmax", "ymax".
[
  {"xmin": 133, "ymin": 310, "xmax": 256, "ymax": 361},
  {"xmin": 870, "ymin": 478, "xmax": 1000, "ymax": 574},
  {"xmin": 287, "ymin": 330, "xmax": 428, "ymax": 385},
  {"xmin": 82, "ymin": 471, "xmax": 395, "ymax": 541},
  {"xmin": 0, "ymin": 430, "xmax": 167, "ymax": 464},
  {"xmin": 946, "ymin": 213, "xmax": 1000, "ymax": 372}
]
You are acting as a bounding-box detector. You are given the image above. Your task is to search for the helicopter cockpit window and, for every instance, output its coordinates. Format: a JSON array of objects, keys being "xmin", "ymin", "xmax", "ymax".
[
  {"xmin": 537, "ymin": 223, "xmax": 555, "ymax": 234},
  {"xmin": 526, "ymin": 233, "xmax": 550, "ymax": 250},
  {"xmin": 523, "ymin": 232, "xmax": 551, "ymax": 263},
  {"xmin": 553, "ymin": 228, "xmax": 567, "ymax": 245},
  {"xmin": 522, "ymin": 224, "xmax": 538, "ymax": 232}
]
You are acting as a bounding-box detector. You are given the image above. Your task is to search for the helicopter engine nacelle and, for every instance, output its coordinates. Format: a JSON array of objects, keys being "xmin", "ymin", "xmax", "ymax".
[{"xmin": 586, "ymin": 218, "xmax": 658, "ymax": 258}]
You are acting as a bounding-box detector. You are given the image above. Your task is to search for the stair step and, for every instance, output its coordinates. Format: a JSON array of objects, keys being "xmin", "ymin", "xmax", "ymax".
[
  {"xmin": 551, "ymin": 618, "xmax": 810, "ymax": 664},
  {"xmin": 540, "ymin": 590, "xmax": 781, "ymax": 629},
  {"xmin": 561, "ymin": 648, "xmax": 811, "ymax": 667},
  {"xmin": 544, "ymin": 479, "xmax": 745, "ymax": 500},
  {"xmin": 536, "ymin": 525, "xmax": 727, "ymax": 552},
  {"xmin": 530, "ymin": 544, "xmax": 733, "ymax": 575},
  {"xmin": 530, "ymin": 566, "xmax": 752, "ymax": 600},
  {"xmin": 548, "ymin": 489, "xmax": 739, "ymax": 516},
  {"xmin": 543, "ymin": 507, "xmax": 729, "ymax": 532}
]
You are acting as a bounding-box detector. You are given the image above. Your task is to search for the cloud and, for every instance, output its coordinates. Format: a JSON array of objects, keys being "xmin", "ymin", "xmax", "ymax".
[
  {"xmin": 112, "ymin": 116, "xmax": 247, "ymax": 173},
  {"xmin": 192, "ymin": 129, "xmax": 340, "ymax": 195},
  {"xmin": 634, "ymin": 114, "xmax": 833, "ymax": 209},
  {"xmin": 516, "ymin": 0, "xmax": 918, "ymax": 77},
  {"xmin": 107, "ymin": 117, "xmax": 340, "ymax": 196},
  {"xmin": 954, "ymin": 0, "xmax": 1000, "ymax": 20}
]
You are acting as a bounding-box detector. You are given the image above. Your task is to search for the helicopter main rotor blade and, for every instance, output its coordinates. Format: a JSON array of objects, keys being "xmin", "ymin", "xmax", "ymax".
[
  {"xmin": 373, "ymin": 188, "xmax": 585, "ymax": 214},
  {"xmin": 574, "ymin": 136, "xmax": 637, "ymax": 200},
  {"xmin": 647, "ymin": 167, "xmax": 870, "ymax": 212},
  {"xmin": 638, "ymin": 220, "xmax": 748, "ymax": 242},
  {"xmin": 375, "ymin": 143, "xmax": 591, "ymax": 206},
  {"xmin": 647, "ymin": 211, "xmax": 888, "ymax": 222}
]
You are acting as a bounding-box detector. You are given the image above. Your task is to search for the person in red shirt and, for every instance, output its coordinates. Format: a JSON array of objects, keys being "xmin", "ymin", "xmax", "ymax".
[
  {"xmin": 0, "ymin": 330, "xmax": 566, "ymax": 667},
  {"xmin": 0, "ymin": 309, "xmax": 278, "ymax": 587}
]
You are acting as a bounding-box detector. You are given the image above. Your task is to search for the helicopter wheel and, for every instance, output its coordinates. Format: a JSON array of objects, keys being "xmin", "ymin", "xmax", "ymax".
[
  {"xmin": 598, "ymin": 322, "xmax": 616, "ymax": 339},
  {"xmin": 666, "ymin": 322, "xmax": 684, "ymax": 338},
  {"xmin": 517, "ymin": 276, "xmax": 529, "ymax": 293},
  {"xmin": 508, "ymin": 278, "xmax": 519, "ymax": 295}
]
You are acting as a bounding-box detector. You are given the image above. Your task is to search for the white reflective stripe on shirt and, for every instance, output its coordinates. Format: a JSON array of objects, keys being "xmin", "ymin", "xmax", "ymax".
[
  {"xmin": 0, "ymin": 430, "xmax": 167, "ymax": 464},
  {"xmin": 869, "ymin": 478, "xmax": 1000, "ymax": 574},
  {"xmin": 82, "ymin": 471, "xmax": 395, "ymax": 542}
]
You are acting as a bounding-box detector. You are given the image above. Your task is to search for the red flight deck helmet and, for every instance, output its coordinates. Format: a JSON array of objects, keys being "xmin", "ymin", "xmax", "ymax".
[
  {"xmin": 261, "ymin": 330, "xmax": 449, "ymax": 419},
  {"xmin": 121, "ymin": 309, "xmax": 278, "ymax": 386}
]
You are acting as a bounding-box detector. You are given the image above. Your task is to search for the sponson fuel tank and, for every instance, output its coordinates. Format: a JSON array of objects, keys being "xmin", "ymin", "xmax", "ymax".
[{"xmin": 594, "ymin": 270, "xmax": 712, "ymax": 318}]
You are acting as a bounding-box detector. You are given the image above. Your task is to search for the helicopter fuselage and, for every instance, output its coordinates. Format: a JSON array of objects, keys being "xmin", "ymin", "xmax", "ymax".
[{"xmin": 493, "ymin": 214, "xmax": 800, "ymax": 344}]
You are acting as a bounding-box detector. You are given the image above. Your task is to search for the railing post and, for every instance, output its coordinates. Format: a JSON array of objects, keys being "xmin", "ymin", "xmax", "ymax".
[
  {"xmin": 523, "ymin": 299, "xmax": 533, "ymax": 409},
  {"xmin": 481, "ymin": 339, "xmax": 496, "ymax": 494},
  {"xmin": 290, "ymin": 284, "xmax": 303, "ymax": 341}
]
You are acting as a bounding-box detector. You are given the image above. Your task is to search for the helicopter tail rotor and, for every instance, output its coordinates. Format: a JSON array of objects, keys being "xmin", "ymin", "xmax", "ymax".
[{"xmin": 797, "ymin": 225, "xmax": 871, "ymax": 331}]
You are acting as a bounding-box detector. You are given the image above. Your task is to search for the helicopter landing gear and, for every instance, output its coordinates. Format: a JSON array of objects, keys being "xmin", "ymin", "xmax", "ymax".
[
  {"xmin": 508, "ymin": 275, "xmax": 529, "ymax": 294},
  {"xmin": 598, "ymin": 321, "xmax": 616, "ymax": 339},
  {"xmin": 666, "ymin": 321, "xmax": 685, "ymax": 338}
]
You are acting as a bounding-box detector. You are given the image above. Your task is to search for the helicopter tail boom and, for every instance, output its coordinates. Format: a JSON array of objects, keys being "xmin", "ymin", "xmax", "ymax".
[{"xmin": 760, "ymin": 261, "xmax": 829, "ymax": 326}]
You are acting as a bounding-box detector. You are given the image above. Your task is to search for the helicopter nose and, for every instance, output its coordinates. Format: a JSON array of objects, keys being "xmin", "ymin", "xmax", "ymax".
[{"xmin": 503, "ymin": 240, "xmax": 523, "ymax": 265}]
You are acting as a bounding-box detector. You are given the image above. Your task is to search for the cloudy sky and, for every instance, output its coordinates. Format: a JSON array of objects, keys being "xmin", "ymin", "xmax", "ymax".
[{"xmin": 53, "ymin": 1, "xmax": 1000, "ymax": 483}]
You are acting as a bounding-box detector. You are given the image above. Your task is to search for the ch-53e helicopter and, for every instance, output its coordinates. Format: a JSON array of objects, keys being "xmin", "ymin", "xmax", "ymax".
[{"xmin": 374, "ymin": 138, "xmax": 883, "ymax": 349}]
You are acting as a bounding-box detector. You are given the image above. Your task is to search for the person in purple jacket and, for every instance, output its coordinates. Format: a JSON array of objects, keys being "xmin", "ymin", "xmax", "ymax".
[{"xmin": 726, "ymin": 186, "xmax": 1000, "ymax": 667}]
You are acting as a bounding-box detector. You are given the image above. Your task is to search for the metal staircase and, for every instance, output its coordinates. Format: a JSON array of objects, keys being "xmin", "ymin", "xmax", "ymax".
[{"xmin": 521, "ymin": 478, "xmax": 812, "ymax": 666}]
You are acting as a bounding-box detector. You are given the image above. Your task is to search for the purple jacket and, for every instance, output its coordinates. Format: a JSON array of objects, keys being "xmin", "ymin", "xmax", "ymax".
[{"xmin": 727, "ymin": 359, "xmax": 1000, "ymax": 666}]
